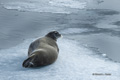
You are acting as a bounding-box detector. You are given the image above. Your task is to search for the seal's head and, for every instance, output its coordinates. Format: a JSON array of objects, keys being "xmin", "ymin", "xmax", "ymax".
[{"xmin": 46, "ymin": 31, "xmax": 62, "ymax": 41}]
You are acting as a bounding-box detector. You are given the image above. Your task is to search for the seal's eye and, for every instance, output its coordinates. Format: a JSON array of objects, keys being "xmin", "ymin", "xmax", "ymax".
[{"xmin": 54, "ymin": 31, "xmax": 58, "ymax": 34}]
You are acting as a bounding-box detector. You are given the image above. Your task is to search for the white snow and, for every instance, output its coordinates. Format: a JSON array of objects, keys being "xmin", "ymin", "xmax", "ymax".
[
  {"xmin": 60, "ymin": 28, "xmax": 88, "ymax": 34},
  {"xmin": 0, "ymin": 37, "xmax": 120, "ymax": 80},
  {"xmin": 102, "ymin": 54, "xmax": 107, "ymax": 57},
  {"xmin": 49, "ymin": 0, "xmax": 86, "ymax": 9},
  {"xmin": 2, "ymin": 0, "xmax": 86, "ymax": 14}
]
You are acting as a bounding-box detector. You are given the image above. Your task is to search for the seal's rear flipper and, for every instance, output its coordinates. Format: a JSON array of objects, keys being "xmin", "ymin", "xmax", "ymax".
[{"xmin": 22, "ymin": 57, "xmax": 34, "ymax": 68}]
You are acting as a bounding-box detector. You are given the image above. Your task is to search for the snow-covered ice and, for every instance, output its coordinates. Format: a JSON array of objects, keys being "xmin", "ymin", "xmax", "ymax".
[{"xmin": 0, "ymin": 37, "xmax": 119, "ymax": 80}]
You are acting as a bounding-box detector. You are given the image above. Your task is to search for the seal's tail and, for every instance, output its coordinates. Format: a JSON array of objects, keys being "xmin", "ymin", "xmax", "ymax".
[{"xmin": 22, "ymin": 56, "xmax": 35, "ymax": 68}]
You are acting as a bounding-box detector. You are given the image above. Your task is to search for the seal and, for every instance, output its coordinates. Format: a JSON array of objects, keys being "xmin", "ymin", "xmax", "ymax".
[{"xmin": 22, "ymin": 31, "xmax": 61, "ymax": 68}]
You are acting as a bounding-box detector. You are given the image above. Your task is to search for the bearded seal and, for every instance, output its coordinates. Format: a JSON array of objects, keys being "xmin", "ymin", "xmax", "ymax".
[{"xmin": 22, "ymin": 31, "xmax": 61, "ymax": 68}]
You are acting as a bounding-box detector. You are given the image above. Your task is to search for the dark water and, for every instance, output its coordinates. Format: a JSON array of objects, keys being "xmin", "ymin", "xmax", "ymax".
[{"xmin": 57, "ymin": 9, "xmax": 120, "ymax": 62}]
